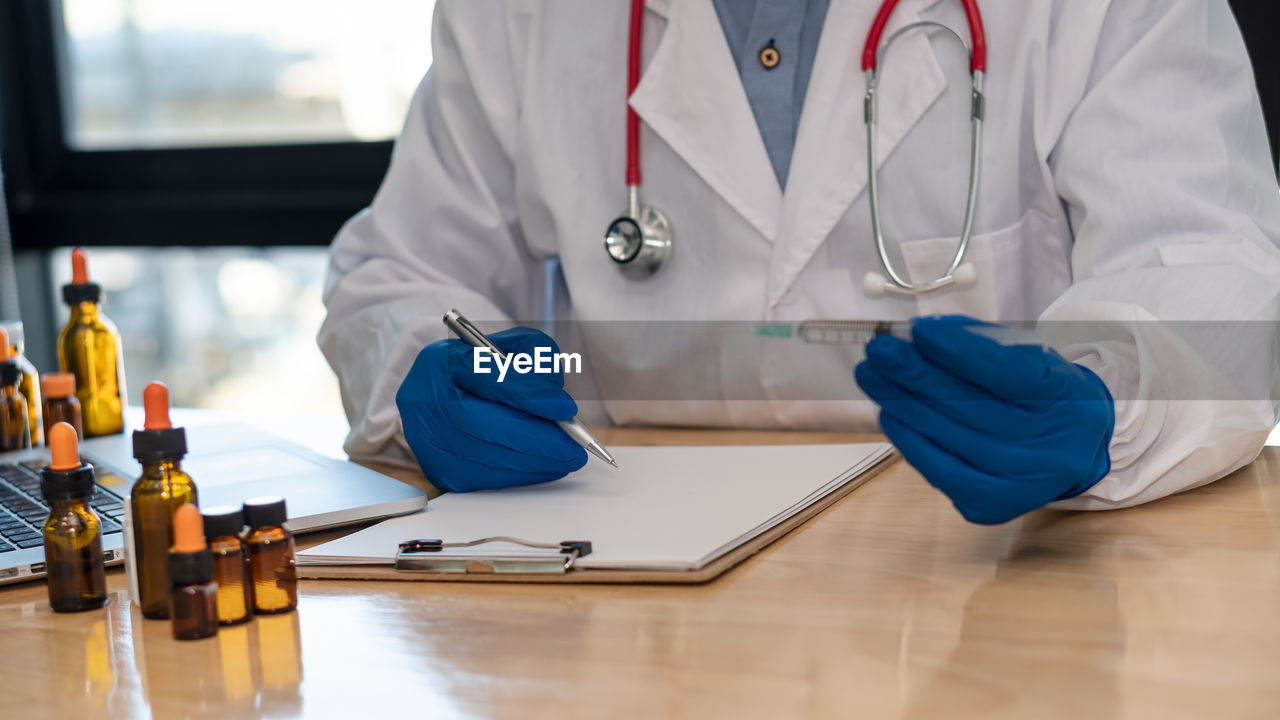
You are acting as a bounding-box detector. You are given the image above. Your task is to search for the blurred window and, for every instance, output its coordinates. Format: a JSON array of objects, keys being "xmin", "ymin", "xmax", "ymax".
[
  {"xmin": 49, "ymin": 247, "xmax": 341, "ymax": 415},
  {"xmin": 58, "ymin": 0, "xmax": 436, "ymax": 149}
]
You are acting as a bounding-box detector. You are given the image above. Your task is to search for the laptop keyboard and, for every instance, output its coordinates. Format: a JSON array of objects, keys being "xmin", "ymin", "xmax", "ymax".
[{"xmin": 0, "ymin": 457, "xmax": 127, "ymax": 553}]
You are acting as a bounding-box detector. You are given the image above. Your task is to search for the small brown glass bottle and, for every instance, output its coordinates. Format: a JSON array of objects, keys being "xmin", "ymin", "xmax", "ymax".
[
  {"xmin": 2, "ymin": 320, "xmax": 44, "ymax": 446},
  {"xmin": 58, "ymin": 248, "xmax": 125, "ymax": 438},
  {"xmin": 169, "ymin": 504, "xmax": 218, "ymax": 640},
  {"xmin": 40, "ymin": 422, "xmax": 107, "ymax": 613},
  {"xmin": 244, "ymin": 497, "xmax": 297, "ymax": 614},
  {"xmin": 203, "ymin": 505, "xmax": 253, "ymax": 626},
  {"xmin": 41, "ymin": 373, "xmax": 83, "ymax": 442},
  {"xmin": 129, "ymin": 382, "xmax": 197, "ymax": 619},
  {"xmin": 0, "ymin": 328, "xmax": 31, "ymax": 452}
]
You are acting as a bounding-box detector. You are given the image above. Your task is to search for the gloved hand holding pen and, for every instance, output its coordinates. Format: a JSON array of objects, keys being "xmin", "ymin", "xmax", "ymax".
[
  {"xmin": 854, "ymin": 316, "xmax": 1116, "ymax": 525},
  {"xmin": 396, "ymin": 327, "xmax": 588, "ymax": 492}
]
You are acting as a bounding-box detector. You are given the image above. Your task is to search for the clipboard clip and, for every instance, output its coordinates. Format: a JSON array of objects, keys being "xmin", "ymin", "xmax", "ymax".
[{"xmin": 395, "ymin": 537, "xmax": 593, "ymax": 574}]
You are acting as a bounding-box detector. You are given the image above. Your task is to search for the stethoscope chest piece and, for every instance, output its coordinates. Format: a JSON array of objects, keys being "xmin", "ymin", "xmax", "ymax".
[{"xmin": 605, "ymin": 201, "xmax": 672, "ymax": 280}]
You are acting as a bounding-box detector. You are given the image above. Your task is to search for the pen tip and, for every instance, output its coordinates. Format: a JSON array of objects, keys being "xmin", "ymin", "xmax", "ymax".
[{"xmin": 609, "ymin": 459, "xmax": 619, "ymax": 468}]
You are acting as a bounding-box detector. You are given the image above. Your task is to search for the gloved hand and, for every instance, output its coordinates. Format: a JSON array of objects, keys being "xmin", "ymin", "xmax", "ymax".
[
  {"xmin": 396, "ymin": 327, "xmax": 587, "ymax": 492},
  {"xmin": 854, "ymin": 316, "xmax": 1115, "ymax": 525}
]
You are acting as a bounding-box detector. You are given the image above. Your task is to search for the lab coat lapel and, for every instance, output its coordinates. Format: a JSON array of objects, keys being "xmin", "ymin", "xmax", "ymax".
[
  {"xmin": 629, "ymin": 0, "xmax": 783, "ymax": 242},
  {"xmin": 767, "ymin": 0, "xmax": 947, "ymax": 307}
]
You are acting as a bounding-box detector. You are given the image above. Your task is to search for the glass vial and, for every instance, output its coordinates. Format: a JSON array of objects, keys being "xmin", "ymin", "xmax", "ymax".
[
  {"xmin": 40, "ymin": 422, "xmax": 107, "ymax": 612},
  {"xmin": 41, "ymin": 372, "xmax": 83, "ymax": 442},
  {"xmin": 244, "ymin": 497, "xmax": 297, "ymax": 614},
  {"xmin": 0, "ymin": 327, "xmax": 31, "ymax": 452},
  {"xmin": 2, "ymin": 321, "xmax": 44, "ymax": 446},
  {"xmin": 57, "ymin": 248, "xmax": 126, "ymax": 438},
  {"xmin": 129, "ymin": 382, "xmax": 196, "ymax": 619},
  {"xmin": 168, "ymin": 504, "xmax": 218, "ymax": 640},
  {"xmin": 203, "ymin": 505, "xmax": 253, "ymax": 626}
]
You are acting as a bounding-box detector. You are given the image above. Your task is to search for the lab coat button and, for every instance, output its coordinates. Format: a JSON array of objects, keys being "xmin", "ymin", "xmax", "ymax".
[{"xmin": 759, "ymin": 40, "xmax": 780, "ymax": 70}]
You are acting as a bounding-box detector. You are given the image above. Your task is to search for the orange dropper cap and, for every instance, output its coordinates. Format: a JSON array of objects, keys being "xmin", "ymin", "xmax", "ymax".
[
  {"xmin": 40, "ymin": 422, "xmax": 94, "ymax": 502},
  {"xmin": 49, "ymin": 422, "xmax": 81, "ymax": 471},
  {"xmin": 133, "ymin": 381, "xmax": 187, "ymax": 463},
  {"xmin": 172, "ymin": 504, "xmax": 207, "ymax": 553},
  {"xmin": 71, "ymin": 248, "xmax": 90, "ymax": 284},
  {"xmin": 62, "ymin": 247, "xmax": 103, "ymax": 306},
  {"xmin": 143, "ymin": 382, "xmax": 172, "ymax": 430},
  {"xmin": 0, "ymin": 328, "xmax": 9, "ymax": 362},
  {"xmin": 169, "ymin": 503, "xmax": 214, "ymax": 588}
]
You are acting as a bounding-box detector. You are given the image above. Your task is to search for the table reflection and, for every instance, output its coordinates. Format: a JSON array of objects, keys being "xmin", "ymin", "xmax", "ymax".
[
  {"xmin": 903, "ymin": 515, "xmax": 1124, "ymax": 719},
  {"xmin": 46, "ymin": 593, "xmax": 122, "ymax": 714},
  {"xmin": 258, "ymin": 613, "xmax": 303, "ymax": 715},
  {"xmin": 130, "ymin": 598, "xmax": 304, "ymax": 717}
]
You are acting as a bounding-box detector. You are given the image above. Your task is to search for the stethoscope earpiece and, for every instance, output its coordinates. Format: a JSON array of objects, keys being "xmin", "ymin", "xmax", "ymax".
[
  {"xmin": 863, "ymin": 272, "xmax": 890, "ymax": 296},
  {"xmin": 953, "ymin": 262, "xmax": 978, "ymax": 286}
]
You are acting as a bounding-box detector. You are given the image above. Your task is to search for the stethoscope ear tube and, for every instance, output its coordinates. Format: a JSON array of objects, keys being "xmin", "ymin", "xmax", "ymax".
[
  {"xmin": 863, "ymin": 3, "xmax": 986, "ymax": 296},
  {"xmin": 862, "ymin": 0, "xmax": 986, "ymax": 72}
]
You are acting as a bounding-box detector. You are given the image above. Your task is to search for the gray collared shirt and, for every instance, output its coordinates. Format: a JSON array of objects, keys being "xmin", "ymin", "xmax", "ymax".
[{"xmin": 711, "ymin": 0, "xmax": 831, "ymax": 190}]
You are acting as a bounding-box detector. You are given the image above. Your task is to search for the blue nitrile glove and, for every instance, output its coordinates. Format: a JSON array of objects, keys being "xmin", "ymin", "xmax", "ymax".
[
  {"xmin": 854, "ymin": 316, "xmax": 1115, "ymax": 525},
  {"xmin": 395, "ymin": 327, "xmax": 587, "ymax": 492}
]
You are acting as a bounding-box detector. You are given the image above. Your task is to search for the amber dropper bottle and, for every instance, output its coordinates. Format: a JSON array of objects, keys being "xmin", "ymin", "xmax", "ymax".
[
  {"xmin": 2, "ymin": 321, "xmax": 43, "ymax": 446},
  {"xmin": 128, "ymin": 382, "xmax": 197, "ymax": 619},
  {"xmin": 203, "ymin": 505, "xmax": 253, "ymax": 626},
  {"xmin": 244, "ymin": 497, "xmax": 297, "ymax": 614},
  {"xmin": 40, "ymin": 422, "xmax": 107, "ymax": 612},
  {"xmin": 41, "ymin": 372, "xmax": 83, "ymax": 442},
  {"xmin": 169, "ymin": 504, "xmax": 218, "ymax": 640},
  {"xmin": 0, "ymin": 327, "xmax": 31, "ymax": 452},
  {"xmin": 57, "ymin": 248, "xmax": 125, "ymax": 438}
]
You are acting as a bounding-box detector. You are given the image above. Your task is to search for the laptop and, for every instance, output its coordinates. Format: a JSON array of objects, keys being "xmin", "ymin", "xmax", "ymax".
[{"xmin": 0, "ymin": 422, "xmax": 428, "ymax": 585}]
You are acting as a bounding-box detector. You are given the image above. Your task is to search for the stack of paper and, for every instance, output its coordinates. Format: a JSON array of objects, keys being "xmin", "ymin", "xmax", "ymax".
[{"xmin": 298, "ymin": 443, "xmax": 894, "ymax": 572}]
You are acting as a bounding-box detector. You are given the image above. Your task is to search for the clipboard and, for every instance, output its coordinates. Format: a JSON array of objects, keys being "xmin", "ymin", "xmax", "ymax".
[{"xmin": 297, "ymin": 448, "xmax": 897, "ymax": 584}]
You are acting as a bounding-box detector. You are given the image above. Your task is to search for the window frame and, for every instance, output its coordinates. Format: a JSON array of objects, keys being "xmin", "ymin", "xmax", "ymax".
[{"xmin": 0, "ymin": 0, "xmax": 396, "ymax": 250}]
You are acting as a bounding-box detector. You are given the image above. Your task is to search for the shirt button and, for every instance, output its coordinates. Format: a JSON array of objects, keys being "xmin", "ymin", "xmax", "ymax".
[{"xmin": 758, "ymin": 39, "xmax": 780, "ymax": 70}]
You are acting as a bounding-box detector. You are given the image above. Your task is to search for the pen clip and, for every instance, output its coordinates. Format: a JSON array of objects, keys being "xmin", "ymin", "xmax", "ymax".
[
  {"xmin": 395, "ymin": 537, "xmax": 593, "ymax": 574},
  {"xmin": 443, "ymin": 309, "xmax": 505, "ymax": 357}
]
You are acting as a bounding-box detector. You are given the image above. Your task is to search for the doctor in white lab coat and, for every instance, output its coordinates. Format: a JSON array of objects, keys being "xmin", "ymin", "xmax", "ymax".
[{"xmin": 319, "ymin": 0, "xmax": 1280, "ymax": 519}]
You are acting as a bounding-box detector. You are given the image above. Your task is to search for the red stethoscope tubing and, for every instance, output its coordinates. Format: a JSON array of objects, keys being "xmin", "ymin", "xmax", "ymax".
[
  {"xmin": 861, "ymin": 0, "xmax": 986, "ymax": 72},
  {"xmin": 625, "ymin": 0, "xmax": 986, "ymax": 187},
  {"xmin": 626, "ymin": 0, "xmax": 645, "ymax": 187}
]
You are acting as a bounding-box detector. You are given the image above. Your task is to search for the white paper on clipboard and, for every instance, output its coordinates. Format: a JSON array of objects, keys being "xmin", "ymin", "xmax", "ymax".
[{"xmin": 298, "ymin": 443, "xmax": 894, "ymax": 573}]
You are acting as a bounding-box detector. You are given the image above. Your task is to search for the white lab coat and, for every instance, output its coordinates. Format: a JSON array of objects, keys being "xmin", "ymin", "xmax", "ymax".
[{"xmin": 320, "ymin": 0, "xmax": 1280, "ymax": 510}]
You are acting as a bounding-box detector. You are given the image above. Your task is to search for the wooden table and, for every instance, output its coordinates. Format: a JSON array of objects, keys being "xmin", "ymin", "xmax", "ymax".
[{"xmin": 2, "ymin": 429, "xmax": 1278, "ymax": 719}]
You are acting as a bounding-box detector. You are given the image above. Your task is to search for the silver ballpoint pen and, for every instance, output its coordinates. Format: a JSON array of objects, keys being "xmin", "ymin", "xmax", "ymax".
[{"xmin": 443, "ymin": 309, "xmax": 618, "ymax": 468}]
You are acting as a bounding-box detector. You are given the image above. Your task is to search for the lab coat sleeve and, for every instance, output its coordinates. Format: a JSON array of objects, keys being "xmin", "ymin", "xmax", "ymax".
[
  {"xmin": 318, "ymin": 1, "xmax": 545, "ymax": 466},
  {"xmin": 1040, "ymin": 0, "xmax": 1280, "ymax": 509}
]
